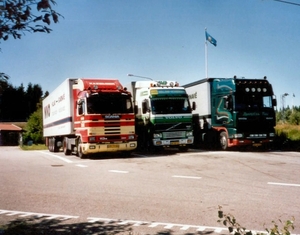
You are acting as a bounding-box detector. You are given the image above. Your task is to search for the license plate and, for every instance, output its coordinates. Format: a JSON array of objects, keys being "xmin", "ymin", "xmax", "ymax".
[
  {"xmin": 108, "ymin": 144, "xmax": 119, "ymax": 148},
  {"xmin": 170, "ymin": 141, "xmax": 179, "ymax": 145},
  {"xmin": 253, "ymin": 143, "xmax": 262, "ymax": 147}
]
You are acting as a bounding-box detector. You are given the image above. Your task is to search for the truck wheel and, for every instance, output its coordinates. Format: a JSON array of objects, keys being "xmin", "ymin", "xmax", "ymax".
[
  {"xmin": 48, "ymin": 138, "xmax": 54, "ymax": 152},
  {"xmin": 49, "ymin": 137, "xmax": 59, "ymax": 152},
  {"xmin": 48, "ymin": 142, "xmax": 53, "ymax": 152},
  {"xmin": 77, "ymin": 138, "xmax": 86, "ymax": 159},
  {"xmin": 219, "ymin": 132, "xmax": 228, "ymax": 150},
  {"xmin": 63, "ymin": 138, "xmax": 72, "ymax": 156},
  {"xmin": 53, "ymin": 140, "xmax": 60, "ymax": 152},
  {"xmin": 78, "ymin": 149, "xmax": 85, "ymax": 159}
]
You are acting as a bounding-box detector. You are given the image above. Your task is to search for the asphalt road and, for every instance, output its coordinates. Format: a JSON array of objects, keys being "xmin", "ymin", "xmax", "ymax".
[{"xmin": 0, "ymin": 146, "xmax": 299, "ymax": 234}]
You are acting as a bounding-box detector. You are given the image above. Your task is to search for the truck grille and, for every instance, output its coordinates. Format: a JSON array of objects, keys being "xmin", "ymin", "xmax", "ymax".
[
  {"xmin": 104, "ymin": 121, "xmax": 120, "ymax": 134},
  {"xmin": 163, "ymin": 131, "xmax": 185, "ymax": 139}
]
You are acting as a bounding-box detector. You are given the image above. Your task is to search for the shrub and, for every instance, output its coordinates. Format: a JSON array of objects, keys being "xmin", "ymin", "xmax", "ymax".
[{"xmin": 218, "ymin": 206, "xmax": 295, "ymax": 235}]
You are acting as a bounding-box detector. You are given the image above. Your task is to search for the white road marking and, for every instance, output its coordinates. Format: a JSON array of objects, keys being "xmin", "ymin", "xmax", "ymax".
[
  {"xmin": 268, "ymin": 182, "xmax": 300, "ymax": 187},
  {"xmin": 118, "ymin": 220, "xmax": 130, "ymax": 225},
  {"xmin": 148, "ymin": 222, "xmax": 159, "ymax": 228},
  {"xmin": 164, "ymin": 224, "xmax": 173, "ymax": 229},
  {"xmin": 2, "ymin": 210, "xmax": 297, "ymax": 234},
  {"xmin": 76, "ymin": 164, "xmax": 88, "ymax": 168},
  {"xmin": 180, "ymin": 225, "xmax": 190, "ymax": 230},
  {"xmin": 172, "ymin": 175, "xmax": 202, "ymax": 180},
  {"xmin": 6, "ymin": 212, "xmax": 19, "ymax": 216},
  {"xmin": 87, "ymin": 217, "xmax": 113, "ymax": 223},
  {"xmin": 197, "ymin": 226, "xmax": 206, "ymax": 231},
  {"xmin": 39, "ymin": 151, "xmax": 73, "ymax": 163},
  {"xmin": 0, "ymin": 209, "xmax": 78, "ymax": 220},
  {"xmin": 109, "ymin": 170, "xmax": 129, "ymax": 174},
  {"xmin": 87, "ymin": 217, "xmax": 228, "ymax": 233},
  {"xmin": 214, "ymin": 228, "xmax": 224, "ymax": 233}
]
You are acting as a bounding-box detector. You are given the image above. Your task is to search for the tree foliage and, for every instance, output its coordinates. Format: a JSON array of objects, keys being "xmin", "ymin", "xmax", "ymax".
[
  {"xmin": 276, "ymin": 106, "xmax": 300, "ymax": 125},
  {"xmin": 0, "ymin": 80, "xmax": 44, "ymax": 121},
  {"xmin": 23, "ymin": 103, "xmax": 43, "ymax": 144},
  {"xmin": 0, "ymin": 0, "xmax": 62, "ymax": 47}
]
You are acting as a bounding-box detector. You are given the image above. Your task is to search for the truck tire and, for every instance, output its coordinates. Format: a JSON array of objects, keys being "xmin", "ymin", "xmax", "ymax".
[
  {"xmin": 63, "ymin": 137, "xmax": 72, "ymax": 156},
  {"xmin": 219, "ymin": 131, "xmax": 228, "ymax": 150},
  {"xmin": 77, "ymin": 138, "xmax": 87, "ymax": 159},
  {"xmin": 78, "ymin": 148, "xmax": 86, "ymax": 159},
  {"xmin": 53, "ymin": 138, "xmax": 60, "ymax": 152},
  {"xmin": 49, "ymin": 137, "xmax": 59, "ymax": 152},
  {"xmin": 48, "ymin": 141, "xmax": 53, "ymax": 152},
  {"xmin": 48, "ymin": 138, "xmax": 53, "ymax": 152}
]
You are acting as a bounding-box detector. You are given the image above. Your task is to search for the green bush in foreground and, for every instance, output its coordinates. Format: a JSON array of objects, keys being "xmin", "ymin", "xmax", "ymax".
[{"xmin": 218, "ymin": 206, "xmax": 295, "ymax": 235}]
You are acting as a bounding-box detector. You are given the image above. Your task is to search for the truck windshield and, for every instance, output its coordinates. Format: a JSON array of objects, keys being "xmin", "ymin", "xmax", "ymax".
[
  {"xmin": 151, "ymin": 97, "xmax": 191, "ymax": 114},
  {"xmin": 235, "ymin": 94, "xmax": 273, "ymax": 111},
  {"xmin": 87, "ymin": 93, "xmax": 133, "ymax": 114}
]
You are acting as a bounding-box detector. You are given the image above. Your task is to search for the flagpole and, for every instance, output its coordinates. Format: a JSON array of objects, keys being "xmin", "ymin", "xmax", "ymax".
[
  {"xmin": 205, "ymin": 40, "xmax": 208, "ymax": 78},
  {"xmin": 205, "ymin": 28, "xmax": 208, "ymax": 78},
  {"xmin": 292, "ymin": 93, "xmax": 295, "ymax": 113},
  {"xmin": 204, "ymin": 28, "xmax": 217, "ymax": 78}
]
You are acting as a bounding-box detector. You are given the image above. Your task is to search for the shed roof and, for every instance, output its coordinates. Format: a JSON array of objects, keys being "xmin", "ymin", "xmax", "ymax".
[{"xmin": 0, "ymin": 124, "xmax": 22, "ymax": 131}]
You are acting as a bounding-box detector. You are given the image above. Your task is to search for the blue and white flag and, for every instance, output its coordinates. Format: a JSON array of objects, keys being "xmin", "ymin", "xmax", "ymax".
[{"xmin": 205, "ymin": 31, "xmax": 217, "ymax": 47}]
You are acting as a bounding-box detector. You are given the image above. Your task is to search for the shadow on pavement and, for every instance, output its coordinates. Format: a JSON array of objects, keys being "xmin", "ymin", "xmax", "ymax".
[
  {"xmin": 0, "ymin": 217, "xmax": 220, "ymax": 235},
  {"xmin": 1, "ymin": 217, "xmax": 131, "ymax": 235}
]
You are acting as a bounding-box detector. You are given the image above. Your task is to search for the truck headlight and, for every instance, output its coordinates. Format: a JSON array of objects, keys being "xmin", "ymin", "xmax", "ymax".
[
  {"xmin": 233, "ymin": 133, "xmax": 243, "ymax": 138},
  {"xmin": 128, "ymin": 135, "xmax": 135, "ymax": 140},
  {"xmin": 269, "ymin": 133, "xmax": 275, "ymax": 137},
  {"xmin": 186, "ymin": 131, "xmax": 193, "ymax": 137},
  {"xmin": 153, "ymin": 133, "xmax": 162, "ymax": 138}
]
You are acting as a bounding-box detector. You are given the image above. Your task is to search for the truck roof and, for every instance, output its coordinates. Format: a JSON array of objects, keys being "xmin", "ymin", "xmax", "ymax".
[
  {"xmin": 76, "ymin": 78, "xmax": 123, "ymax": 92},
  {"xmin": 183, "ymin": 77, "xmax": 270, "ymax": 88},
  {"xmin": 134, "ymin": 80, "xmax": 180, "ymax": 88}
]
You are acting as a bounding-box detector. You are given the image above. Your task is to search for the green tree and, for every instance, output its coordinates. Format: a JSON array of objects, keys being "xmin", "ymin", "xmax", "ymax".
[
  {"xmin": 23, "ymin": 104, "xmax": 43, "ymax": 144},
  {"xmin": 0, "ymin": 80, "xmax": 43, "ymax": 121},
  {"xmin": 25, "ymin": 83, "xmax": 43, "ymax": 116},
  {"xmin": 288, "ymin": 110, "xmax": 300, "ymax": 125},
  {"xmin": 0, "ymin": 0, "xmax": 62, "ymax": 47}
]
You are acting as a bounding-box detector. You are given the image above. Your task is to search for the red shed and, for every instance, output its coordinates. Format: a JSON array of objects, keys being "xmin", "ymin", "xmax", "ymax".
[{"xmin": 0, "ymin": 124, "xmax": 22, "ymax": 146}]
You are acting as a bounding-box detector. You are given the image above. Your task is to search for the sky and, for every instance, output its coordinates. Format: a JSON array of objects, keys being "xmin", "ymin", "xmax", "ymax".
[{"xmin": 1, "ymin": 0, "xmax": 300, "ymax": 109}]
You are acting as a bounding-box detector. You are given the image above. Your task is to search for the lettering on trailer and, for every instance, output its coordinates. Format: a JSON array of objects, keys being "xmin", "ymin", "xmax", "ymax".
[
  {"xmin": 51, "ymin": 93, "xmax": 66, "ymax": 107},
  {"xmin": 44, "ymin": 93, "xmax": 66, "ymax": 119},
  {"xmin": 44, "ymin": 104, "xmax": 51, "ymax": 119},
  {"xmin": 188, "ymin": 92, "xmax": 197, "ymax": 100}
]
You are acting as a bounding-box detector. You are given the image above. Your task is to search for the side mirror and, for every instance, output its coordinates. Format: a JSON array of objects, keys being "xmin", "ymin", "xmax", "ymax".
[
  {"xmin": 134, "ymin": 105, "xmax": 138, "ymax": 114},
  {"xmin": 272, "ymin": 98, "xmax": 277, "ymax": 107},
  {"xmin": 142, "ymin": 100, "xmax": 149, "ymax": 114},
  {"xmin": 192, "ymin": 101, "xmax": 196, "ymax": 111}
]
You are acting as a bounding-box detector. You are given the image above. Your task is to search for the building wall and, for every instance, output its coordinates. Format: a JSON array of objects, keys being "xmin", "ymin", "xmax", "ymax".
[{"xmin": 0, "ymin": 131, "xmax": 21, "ymax": 146}]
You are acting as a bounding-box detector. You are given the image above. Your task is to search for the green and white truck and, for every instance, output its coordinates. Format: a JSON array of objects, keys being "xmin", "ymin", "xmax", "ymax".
[
  {"xmin": 184, "ymin": 77, "xmax": 277, "ymax": 150},
  {"xmin": 128, "ymin": 80, "xmax": 195, "ymax": 151}
]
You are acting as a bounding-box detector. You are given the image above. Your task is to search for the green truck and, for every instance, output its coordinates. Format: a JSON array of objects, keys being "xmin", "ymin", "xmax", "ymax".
[
  {"xmin": 184, "ymin": 77, "xmax": 277, "ymax": 150},
  {"xmin": 128, "ymin": 80, "xmax": 195, "ymax": 151}
]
